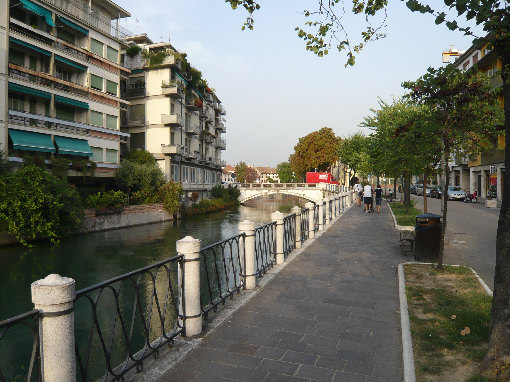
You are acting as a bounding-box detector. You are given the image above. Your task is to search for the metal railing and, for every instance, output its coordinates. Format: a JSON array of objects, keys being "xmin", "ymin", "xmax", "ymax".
[
  {"xmin": 74, "ymin": 256, "xmax": 183, "ymax": 382},
  {"xmin": 283, "ymin": 214, "xmax": 296, "ymax": 258},
  {"xmin": 254, "ymin": 222, "xmax": 276, "ymax": 276},
  {"xmin": 300, "ymin": 208, "xmax": 309, "ymax": 243},
  {"xmin": 199, "ymin": 235, "xmax": 244, "ymax": 319},
  {"xmin": 0, "ymin": 309, "xmax": 41, "ymax": 382}
]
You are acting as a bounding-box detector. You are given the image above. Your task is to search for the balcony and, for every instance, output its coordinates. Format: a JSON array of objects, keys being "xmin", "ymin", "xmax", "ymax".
[
  {"xmin": 161, "ymin": 144, "xmax": 181, "ymax": 155},
  {"xmin": 126, "ymin": 119, "xmax": 145, "ymax": 127},
  {"xmin": 216, "ymin": 138, "xmax": 226, "ymax": 150},
  {"xmin": 185, "ymin": 124, "xmax": 199, "ymax": 135},
  {"xmin": 217, "ymin": 104, "xmax": 226, "ymax": 115},
  {"xmin": 185, "ymin": 96, "xmax": 200, "ymax": 111},
  {"xmin": 182, "ymin": 146, "xmax": 193, "ymax": 159},
  {"xmin": 220, "ymin": 160, "xmax": 226, "ymax": 167},
  {"xmin": 8, "ymin": 109, "xmax": 129, "ymax": 140},
  {"xmin": 161, "ymin": 80, "xmax": 182, "ymax": 98},
  {"xmin": 161, "ymin": 113, "xmax": 182, "ymax": 127},
  {"xmin": 121, "ymin": 87, "xmax": 146, "ymax": 99}
]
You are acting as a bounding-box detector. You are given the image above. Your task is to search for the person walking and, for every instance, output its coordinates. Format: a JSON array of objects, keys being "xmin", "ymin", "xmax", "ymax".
[
  {"xmin": 363, "ymin": 182, "xmax": 372, "ymax": 213},
  {"xmin": 354, "ymin": 181, "xmax": 363, "ymax": 207},
  {"xmin": 374, "ymin": 184, "xmax": 383, "ymax": 213}
]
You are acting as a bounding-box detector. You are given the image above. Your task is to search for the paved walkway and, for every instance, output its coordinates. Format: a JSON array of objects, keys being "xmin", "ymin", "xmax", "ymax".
[{"xmin": 159, "ymin": 204, "xmax": 403, "ymax": 382}]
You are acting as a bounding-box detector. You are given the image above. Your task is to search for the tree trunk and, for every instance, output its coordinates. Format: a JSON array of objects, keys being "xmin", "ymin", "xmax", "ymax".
[
  {"xmin": 403, "ymin": 171, "xmax": 411, "ymax": 211},
  {"xmin": 437, "ymin": 151, "xmax": 449, "ymax": 269},
  {"xmin": 423, "ymin": 172, "xmax": 428, "ymax": 214},
  {"xmin": 394, "ymin": 177, "xmax": 398, "ymax": 201},
  {"xmin": 483, "ymin": 55, "xmax": 510, "ymax": 379}
]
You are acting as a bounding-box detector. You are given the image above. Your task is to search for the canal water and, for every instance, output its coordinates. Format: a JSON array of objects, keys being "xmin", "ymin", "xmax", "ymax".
[{"xmin": 0, "ymin": 195, "xmax": 307, "ymax": 321}]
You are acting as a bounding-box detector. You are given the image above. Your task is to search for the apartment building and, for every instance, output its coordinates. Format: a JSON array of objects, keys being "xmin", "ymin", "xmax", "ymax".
[
  {"xmin": 1, "ymin": 0, "xmax": 131, "ymax": 179},
  {"xmin": 453, "ymin": 38, "xmax": 505, "ymax": 201},
  {"xmin": 120, "ymin": 34, "xmax": 227, "ymax": 200},
  {"xmin": 253, "ymin": 166, "xmax": 279, "ymax": 183}
]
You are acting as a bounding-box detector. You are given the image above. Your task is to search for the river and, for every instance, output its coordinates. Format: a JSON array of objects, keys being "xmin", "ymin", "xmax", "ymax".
[{"xmin": 0, "ymin": 195, "xmax": 307, "ymax": 321}]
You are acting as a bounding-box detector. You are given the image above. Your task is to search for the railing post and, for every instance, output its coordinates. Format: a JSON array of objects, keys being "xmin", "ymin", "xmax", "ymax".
[
  {"xmin": 31, "ymin": 274, "xmax": 76, "ymax": 382},
  {"xmin": 335, "ymin": 196, "xmax": 339, "ymax": 217},
  {"xmin": 292, "ymin": 206, "xmax": 301, "ymax": 249},
  {"xmin": 176, "ymin": 236, "xmax": 202, "ymax": 337},
  {"xmin": 318, "ymin": 199, "xmax": 324, "ymax": 231},
  {"xmin": 271, "ymin": 211, "xmax": 285, "ymax": 265},
  {"xmin": 305, "ymin": 202, "xmax": 315, "ymax": 239},
  {"xmin": 239, "ymin": 220, "xmax": 256, "ymax": 290},
  {"xmin": 324, "ymin": 197, "xmax": 330, "ymax": 226}
]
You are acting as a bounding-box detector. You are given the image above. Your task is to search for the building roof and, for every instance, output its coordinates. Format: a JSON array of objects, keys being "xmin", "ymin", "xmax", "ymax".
[
  {"xmin": 126, "ymin": 34, "xmax": 153, "ymax": 45},
  {"xmin": 223, "ymin": 165, "xmax": 235, "ymax": 173},
  {"xmin": 92, "ymin": 0, "xmax": 130, "ymax": 18},
  {"xmin": 255, "ymin": 166, "xmax": 277, "ymax": 175}
]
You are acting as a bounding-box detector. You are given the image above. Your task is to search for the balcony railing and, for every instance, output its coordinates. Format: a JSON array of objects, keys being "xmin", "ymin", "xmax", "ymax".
[
  {"xmin": 120, "ymin": 87, "xmax": 145, "ymax": 99},
  {"xmin": 216, "ymin": 138, "xmax": 226, "ymax": 150},
  {"xmin": 8, "ymin": 109, "xmax": 130, "ymax": 139},
  {"xmin": 39, "ymin": 0, "xmax": 132, "ymax": 40},
  {"xmin": 161, "ymin": 113, "xmax": 182, "ymax": 127},
  {"xmin": 161, "ymin": 80, "xmax": 182, "ymax": 98},
  {"xmin": 161, "ymin": 144, "xmax": 181, "ymax": 155}
]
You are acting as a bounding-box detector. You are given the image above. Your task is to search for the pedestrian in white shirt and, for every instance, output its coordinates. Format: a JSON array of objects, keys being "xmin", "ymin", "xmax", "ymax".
[
  {"xmin": 363, "ymin": 183, "xmax": 372, "ymax": 213},
  {"xmin": 353, "ymin": 181, "xmax": 363, "ymax": 207}
]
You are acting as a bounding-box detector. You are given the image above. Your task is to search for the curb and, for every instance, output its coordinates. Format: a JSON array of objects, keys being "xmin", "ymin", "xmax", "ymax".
[
  {"xmin": 387, "ymin": 201, "xmax": 414, "ymax": 231},
  {"xmin": 398, "ymin": 262, "xmax": 493, "ymax": 382}
]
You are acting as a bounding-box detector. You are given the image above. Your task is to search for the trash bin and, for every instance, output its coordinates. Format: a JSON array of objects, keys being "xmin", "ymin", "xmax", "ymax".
[{"xmin": 414, "ymin": 213, "xmax": 442, "ymax": 262}]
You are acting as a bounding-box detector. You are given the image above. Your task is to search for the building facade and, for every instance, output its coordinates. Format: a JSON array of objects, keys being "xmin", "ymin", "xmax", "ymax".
[
  {"xmin": 453, "ymin": 39, "xmax": 505, "ymax": 201},
  {"xmin": 121, "ymin": 34, "xmax": 226, "ymax": 200},
  {"xmin": 254, "ymin": 166, "xmax": 279, "ymax": 183},
  {"xmin": 2, "ymin": 0, "xmax": 131, "ymax": 179}
]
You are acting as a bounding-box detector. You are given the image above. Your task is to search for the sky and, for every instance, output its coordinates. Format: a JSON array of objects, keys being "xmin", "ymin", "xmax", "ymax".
[{"xmin": 116, "ymin": 0, "xmax": 485, "ymax": 167}]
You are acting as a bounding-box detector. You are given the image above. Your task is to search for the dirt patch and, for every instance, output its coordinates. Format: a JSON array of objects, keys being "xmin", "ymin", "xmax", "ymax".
[{"xmin": 404, "ymin": 264, "xmax": 492, "ymax": 382}]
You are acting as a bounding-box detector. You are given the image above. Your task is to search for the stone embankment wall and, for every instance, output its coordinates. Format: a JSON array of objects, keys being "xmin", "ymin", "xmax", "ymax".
[{"xmin": 82, "ymin": 204, "xmax": 173, "ymax": 233}]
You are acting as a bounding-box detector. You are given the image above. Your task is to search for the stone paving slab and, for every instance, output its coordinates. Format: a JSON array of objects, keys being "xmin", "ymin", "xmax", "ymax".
[{"xmin": 158, "ymin": 204, "xmax": 403, "ymax": 382}]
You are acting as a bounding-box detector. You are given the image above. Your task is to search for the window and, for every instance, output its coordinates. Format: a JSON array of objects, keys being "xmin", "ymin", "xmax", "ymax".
[
  {"xmin": 191, "ymin": 167, "xmax": 196, "ymax": 183},
  {"xmin": 106, "ymin": 114, "xmax": 118, "ymax": 130},
  {"xmin": 90, "ymin": 110, "xmax": 103, "ymax": 127},
  {"xmin": 106, "ymin": 80, "xmax": 117, "ymax": 95},
  {"xmin": 90, "ymin": 74, "xmax": 103, "ymax": 90},
  {"xmin": 171, "ymin": 164, "xmax": 179, "ymax": 181},
  {"xmin": 90, "ymin": 38, "xmax": 103, "ymax": 57},
  {"xmin": 56, "ymin": 67, "xmax": 72, "ymax": 82},
  {"xmin": 171, "ymin": 102, "xmax": 175, "ymax": 114},
  {"xmin": 29, "ymin": 56, "xmax": 37, "ymax": 71},
  {"xmin": 483, "ymin": 47, "xmax": 492, "ymax": 56},
  {"xmin": 170, "ymin": 132, "xmax": 175, "ymax": 145},
  {"xmin": 472, "ymin": 53, "xmax": 479, "ymax": 64},
  {"xmin": 58, "ymin": 28, "xmax": 75, "ymax": 44},
  {"xmin": 56, "ymin": 104, "xmax": 74, "ymax": 121},
  {"xmin": 462, "ymin": 60, "xmax": 469, "ymax": 71},
  {"xmin": 91, "ymin": 146, "xmax": 103, "ymax": 162},
  {"xmin": 105, "ymin": 149, "xmax": 118, "ymax": 163},
  {"xmin": 129, "ymin": 104, "xmax": 145, "ymax": 121},
  {"xmin": 8, "ymin": 94, "xmax": 24, "ymax": 111},
  {"xmin": 9, "ymin": 50, "xmax": 24, "ymax": 66},
  {"xmin": 107, "ymin": 46, "xmax": 118, "ymax": 63}
]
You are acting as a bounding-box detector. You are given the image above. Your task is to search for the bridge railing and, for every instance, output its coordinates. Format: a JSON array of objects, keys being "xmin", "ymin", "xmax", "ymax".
[{"xmin": 1, "ymin": 192, "xmax": 356, "ymax": 381}]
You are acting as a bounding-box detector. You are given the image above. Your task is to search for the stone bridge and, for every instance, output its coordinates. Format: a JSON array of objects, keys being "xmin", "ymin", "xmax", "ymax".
[{"xmin": 238, "ymin": 183, "xmax": 346, "ymax": 204}]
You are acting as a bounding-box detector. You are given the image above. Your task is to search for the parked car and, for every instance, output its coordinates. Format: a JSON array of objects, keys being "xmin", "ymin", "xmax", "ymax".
[
  {"xmin": 448, "ymin": 186, "xmax": 466, "ymax": 201},
  {"xmin": 410, "ymin": 185, "xmax": 417, "ymax": 195},
  {"xmin": 425, "ymin": 187, "xmax": 433, "ymax": 197},
  {"xmin": 430, "ymin": 186, "xmax": 442, "ymax": 199},
  {"xmin": 416, "ymin": 185, "xmax": 424, "ymax": 196}
]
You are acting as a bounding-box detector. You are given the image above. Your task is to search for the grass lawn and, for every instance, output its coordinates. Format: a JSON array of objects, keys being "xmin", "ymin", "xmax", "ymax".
[
  {"xmin": 389, "ymin": 202, "xmax": 422, "ymax": 226},
  {"xmin": 404, "ymin": 264, "xmax": 493, "ymax": 382}
]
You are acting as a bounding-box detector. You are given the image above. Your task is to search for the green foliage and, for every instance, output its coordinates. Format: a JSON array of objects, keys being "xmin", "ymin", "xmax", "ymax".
[
  {"xmin": 289, "ymin": 127, "xmax": 341, "ymax": 178},
  {"xmin": 160, "ymin": 181, "xmax": 182, "ymax": 215},
  {"xmin": 389, "ymin": 202, "xmax": 422, "ymax": 226},
  {"xmin": 115, "ymin": 159, "xmax": 165, "ymax": 197},
  {"xmin": 235, "ymin": 161, "xmax": 258, "ymax": 183},
  {"xmin": 50, "ymin": 157, "xmax": 70, "ymax": 178},
  {"xmin": 0, "ymin": 166, "xmax": 83, "ymax": 246},
  {"xmin": 126, "ymin": 45, "xmax": 141, "ymax": 58},
  {"xmin": 126, "ymin": 150, "xmax": 157, "ymax": 165},
  {"xmin": 211, "ymin": 184, "xmax": 241, "ymax": 202},
  {"xmin": 142, "ymin": 50, "xmax": 169, "ymax": 67},
  {"xmin": 84, "ymin": 190, "xmax": 128, "ymax": 208},
  {"xmin": 72, "ymin": 158, "xmax": 96, "ymax": 180},
  {"xmin": 0, "ymin": 149, "xmax": 12, "ymax": 176},
  {"xmin": 276, "ymin": 162, "xmax": 295, "ymax": 183},
  {"xmin": 337, "ymin": 131, "xmax": 370, "ymax": 177},
  {"xmin": 130, "ymin": 188, "xmax": 160, "ymax": 205}
]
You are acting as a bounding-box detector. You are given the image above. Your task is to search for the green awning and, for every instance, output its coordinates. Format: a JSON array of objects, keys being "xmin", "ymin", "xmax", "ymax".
[
  {"xmin": 55, "ymin": 95, "xmax": 89, "ymax": 109},
  {"xmin": 9, "ymin": 37, "xmax": 51, "ymax": 57},
  {"xmin": 57, "ymin": 16, "xmax": 88, "ymax": 35},
  {"xmin": 8, "ymin": 82, "xmax": 51, "ymax": 99},
  {"xmin": 55, "ymin": 55, "xmax": 87, "ymax": 71},
  {"xmin": 19, "ymin": 0, "xmax": 55, "ymax": 27},
  {"xmin": 9, "ymin": 129, "xmax": 55, "ymax": 153},
  {"xmin": 54, "ymin": 136, "xmax": 92, "ymax": 156},
  {"xmin": 175, "ymin": 72, "xmax": 188, "ymax": 85}
]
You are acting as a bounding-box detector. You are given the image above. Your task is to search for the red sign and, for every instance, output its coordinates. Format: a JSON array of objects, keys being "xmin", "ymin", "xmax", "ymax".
[{"xmin": 490, "ymin": 174, "xmax": 497, "ymax": 186}]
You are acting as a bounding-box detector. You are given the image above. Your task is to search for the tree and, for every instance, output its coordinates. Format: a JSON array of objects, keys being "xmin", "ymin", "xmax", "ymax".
[
  {"xmin": 235, "ymin": 162, "xmax": 258, "ymax": 183},
  {"xmin": 277, "ymin": 162, "xmax": 295, "ymax": 183},
  {"xmin": 115, "ymin": 159, "xmax": 166, "ymax": 203},
  {"xmin": 337, "ymin": 132, "xmax": 371, "ymax": 183},
  {"xmin": 289, "ymin": 127, "xmax": 341, "ymax": 179}
]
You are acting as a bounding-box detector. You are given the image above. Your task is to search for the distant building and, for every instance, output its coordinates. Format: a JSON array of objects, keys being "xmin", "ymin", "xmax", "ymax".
[
  {"xmin": 254, "ymin": 166, "xmax": 279, "ymax": 183},
  {"xmin": 222, "ymin": 164, "xmax": 236, "ymax": 184},
  {"xmin": 120, "ymin": 34, "xmax": 227, "ymax": 200}
]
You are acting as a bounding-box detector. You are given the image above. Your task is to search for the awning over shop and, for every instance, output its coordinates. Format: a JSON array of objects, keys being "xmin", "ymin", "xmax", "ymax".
[
  {"xmin": 57, "ymin": 16, "xmax": 88, "ymax": 35},
  {"xmin": 55, "ymin": 55, "xmax": 87, "ymax": 71},
  {"xmin": 55, "ymin": 95, "xmax": 89, "ymax": 109},
  {"xmin": 18, "ymin": 0, "xmax": 55, "ymax": 27},
  {"xmin": 9, "ymin": 37, "xmax": 51, "ymax": 57},
  {"xmin": 8, "ymin": 82, "xmax": 52, "ymax": 99},
  {"xmin": 54, "ymin": 136, "xmax": 92, "ymax": 156},
  {"xmin": 9, "ymin": 129, "xmax": 55, "ymax": 153}
]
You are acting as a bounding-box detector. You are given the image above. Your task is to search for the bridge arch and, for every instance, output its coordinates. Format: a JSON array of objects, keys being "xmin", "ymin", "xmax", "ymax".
[
  {"xmin": 238, "ymin": 183, "xmax": 341, "ymax": 205},
  {"xmin": 239, "ymin": 190, "xmax": 320, "ymax": 204}
]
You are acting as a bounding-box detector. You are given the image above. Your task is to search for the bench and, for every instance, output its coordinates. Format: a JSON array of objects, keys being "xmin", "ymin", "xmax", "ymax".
[{"xmin": 399, "ymin": 230, "xmax": 415, "ymax": 256}]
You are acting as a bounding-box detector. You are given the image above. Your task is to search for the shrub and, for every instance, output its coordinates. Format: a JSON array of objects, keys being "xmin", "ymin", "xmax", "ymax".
[
  {"xmin": 115, "ymin": 159, "xmax": 165, "ymax": 197},
  {"xmin": 131, "ymin": 189, "xmax": 160, "ymax": 205},
  {"xmin": 85, "ymin": 190, "xmax": 128, "ymax": 209},
  {"xmin": 0, "ymin": 166, "xmax": 83, "ymax": 246},
  {"xmin": 160, "ymin": 181, "xmax": 182, "ymax": 215}
]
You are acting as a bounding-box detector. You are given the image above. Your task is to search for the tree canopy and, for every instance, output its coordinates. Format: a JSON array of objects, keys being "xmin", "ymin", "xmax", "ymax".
[
  {"xmin": 337, "ymin": 132, "xmax": 371, "ymax": 179},
  {"xmin": 276, "ymin": 162, "xmax": 295, "ymax": 183},
  {"xmin": 235, "ymin": 161, "xmax": 258, "ymax": 183}
]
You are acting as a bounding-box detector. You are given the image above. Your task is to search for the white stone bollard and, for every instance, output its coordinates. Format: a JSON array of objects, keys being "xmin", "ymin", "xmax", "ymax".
[
  {"xmin": 31, "ymin": 274, "xmax": 76, "ymax": 382},
  {"xmin": 335, "ymin": 196, "xmax": 340, "ymax": 217},
  {"xmin": 176, "ymin": 236, "xmax": 203, "ymax": 337},
  {"xmin": 324, "ymin": 197, "xmax": 330, "ymax": 226},
  {"xmin": 292, "ymin": 206, "xmax": 302, "ymax": 249},
  {"xmin": 305, "ymin": 202, "xmax": 315, "ymax": 239},
  {"xmin": 271, "ymin": 211, "xmax": 285, "ymax": 265},
  {"xmin": 239, "ymin": 220, "xmax": 256, "ymax": 290},
  {"xmin": 318, "ymin": 199, "xmax": 324, "ymax": 231}
]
